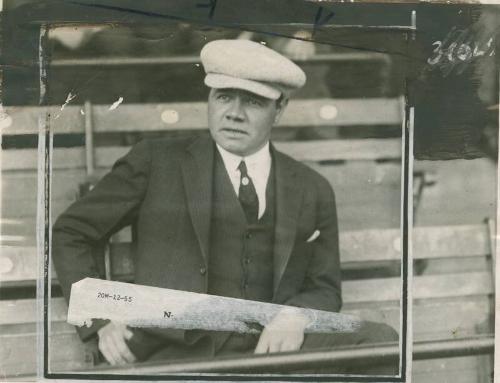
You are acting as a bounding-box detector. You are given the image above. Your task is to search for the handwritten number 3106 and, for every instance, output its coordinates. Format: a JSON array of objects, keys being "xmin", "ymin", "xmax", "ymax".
[{"xmin": 428, "ymin": 35, "xmax": 495, "ymax": 66}]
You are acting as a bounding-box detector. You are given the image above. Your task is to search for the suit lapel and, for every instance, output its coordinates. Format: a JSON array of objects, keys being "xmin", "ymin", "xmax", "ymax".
[
  {"xmin": 180, "ymin": 138, "xmax": 303, "ymax": 288},
  {"xmin": 181, "ymin": 135, "xmax": 214, "ymax": 264},
  {"xmin": 272, "ymin": 148, "xmax": 304, "ymax": 297}
]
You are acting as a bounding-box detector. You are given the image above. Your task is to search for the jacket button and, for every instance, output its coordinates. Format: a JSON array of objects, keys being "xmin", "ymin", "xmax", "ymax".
[
  {"xmin": 246, "ymin": 232, "xmax": 252, "ymax": 239},
  {"xmin": 199, "ymin": 267, "xmax": 206, "ymax": 275}
]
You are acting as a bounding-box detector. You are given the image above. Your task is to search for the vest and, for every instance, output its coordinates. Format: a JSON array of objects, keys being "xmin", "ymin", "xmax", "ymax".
[{"xmin": 208, "ymin": 151, "xmax": 276, "ymax": 303}]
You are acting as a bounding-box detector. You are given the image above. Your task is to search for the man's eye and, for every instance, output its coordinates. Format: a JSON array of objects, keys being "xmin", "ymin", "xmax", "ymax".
[
  {"xmin": 247, "ymin": 98, "xmax": 263, "ymax": 107},
  {"xmin": 217, "ymin": 94, "xmax": 230, "ymax": 101}
]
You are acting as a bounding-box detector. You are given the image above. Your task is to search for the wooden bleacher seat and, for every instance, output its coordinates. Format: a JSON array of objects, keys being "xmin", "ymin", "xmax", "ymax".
[{"xmin": 2, "ymin": 98, "xmax": 403, "ymax": 231}]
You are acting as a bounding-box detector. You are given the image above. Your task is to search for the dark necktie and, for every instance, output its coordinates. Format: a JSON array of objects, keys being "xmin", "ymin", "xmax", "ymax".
[{"xmin": 238, "ymin": 160, "xmax": 259, "ymax": 223}]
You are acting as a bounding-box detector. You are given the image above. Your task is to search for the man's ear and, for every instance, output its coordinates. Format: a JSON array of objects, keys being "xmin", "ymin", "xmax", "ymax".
[{"xmin": 274, "ymin": 97, "xmax": 289, "ymax": 124}]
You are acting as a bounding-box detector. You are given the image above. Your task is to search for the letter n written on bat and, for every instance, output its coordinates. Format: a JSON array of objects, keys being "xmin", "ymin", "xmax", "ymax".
[
  {"xmin": 164, "ymin": 311, "xmax": 172, "ymax": 318},
  {"xmin": 313, "ymin": 6, "xmax": 335, "ymax": 37}
]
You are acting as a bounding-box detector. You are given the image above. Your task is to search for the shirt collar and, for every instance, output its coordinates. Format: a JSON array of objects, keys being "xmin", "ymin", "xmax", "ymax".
[{"xmin": 216, "ymin": 142, "xmax": 271, "ymax": 172}]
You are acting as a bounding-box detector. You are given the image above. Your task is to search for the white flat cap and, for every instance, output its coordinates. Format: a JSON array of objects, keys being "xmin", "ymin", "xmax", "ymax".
[{"xmin": 201, "ymin": 39, "xmax": 306, "ymax": 100}]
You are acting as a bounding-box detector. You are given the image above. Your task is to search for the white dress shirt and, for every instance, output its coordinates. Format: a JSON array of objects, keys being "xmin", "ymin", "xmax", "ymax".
[{"xmin": 216, "ymin": 143, "xmax": 272, "ymax": 219}]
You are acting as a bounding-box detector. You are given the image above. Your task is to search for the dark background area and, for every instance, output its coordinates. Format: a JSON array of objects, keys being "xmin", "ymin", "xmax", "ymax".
[{"xmin": 1, "ymin": 0, "xmax": 499, "ymax": 159}]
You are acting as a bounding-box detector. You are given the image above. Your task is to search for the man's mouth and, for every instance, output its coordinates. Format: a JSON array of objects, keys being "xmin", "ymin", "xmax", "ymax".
[{"xmin": 221, "ymin": 128, "xmax": 249, "ymax": 135}]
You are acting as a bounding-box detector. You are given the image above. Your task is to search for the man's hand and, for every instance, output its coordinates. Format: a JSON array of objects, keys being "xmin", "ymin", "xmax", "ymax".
[
  {"xmin": 97, "ymin": 322, "xmax": 136, "ymax": 365},
  {"xmin": 254, "ymin": 308, "xmax": 311, "ymax": 354}
]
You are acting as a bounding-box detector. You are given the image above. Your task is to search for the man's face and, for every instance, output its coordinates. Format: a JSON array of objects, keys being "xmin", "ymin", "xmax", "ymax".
[{"xmin": 208, "ymin": 88, "xmax": 286, "ymax": 156}]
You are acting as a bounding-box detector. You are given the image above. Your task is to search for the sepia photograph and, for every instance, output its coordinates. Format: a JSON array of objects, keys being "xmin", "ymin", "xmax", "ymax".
[
  {"xmin": 44, "ymin": 20, "xmax": 406, "ymax": 378},
  {"xmin": 0, "ymin": 1, "xmax": 498, "ymax": 382}
]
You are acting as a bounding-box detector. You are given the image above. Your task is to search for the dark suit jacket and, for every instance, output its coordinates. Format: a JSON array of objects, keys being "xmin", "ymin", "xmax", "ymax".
[{"xmin": 52, "ymin": 134, "xmax": 341, "ymax": 358}]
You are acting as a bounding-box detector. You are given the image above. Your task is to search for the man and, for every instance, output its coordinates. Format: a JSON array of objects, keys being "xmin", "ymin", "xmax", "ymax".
[{"xmin": 52, "ymin": 39, "xmax": 397, "ymax": 373}]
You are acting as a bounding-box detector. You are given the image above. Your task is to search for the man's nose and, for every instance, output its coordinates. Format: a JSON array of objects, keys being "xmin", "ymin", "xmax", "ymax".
[{"xmin": 225, "ymin": 97, "xmax": 245, "ymax": 121}]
